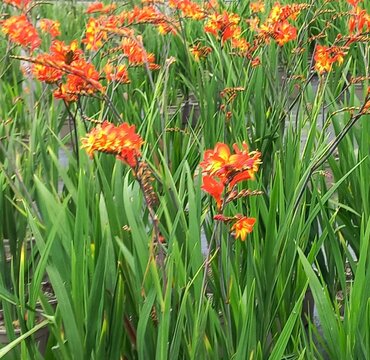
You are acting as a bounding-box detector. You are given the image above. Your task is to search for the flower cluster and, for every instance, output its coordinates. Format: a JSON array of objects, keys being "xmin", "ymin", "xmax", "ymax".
[
  {"xmin": 39, "ymin": 19, "xmax": 61, "ymax": 38},
  {"xmin": 169, "ymin": 0, "xmax": 205, "ymax": 20},
  {"xmin": 257, "ymin": 3, "xmax": 308, "ymax": 46},
  {"xmin": 122, "ymin": 6, "xmax": 176, "ymax": 34},
  {"xmin": 189, "ymin": 43, "xmax": 212, "ymax": 61},
  {"xmin": 1, "ymin": 14, "xmax": 41, "ymax": 51},
  {"xmin": 121, "ymin": 36, "xmax": 160, "ymax": 69},
  {"xmin": 200, "ymin": 142, "xmax": 261, "ymax": 240},
  {"xmin": 30, "ymin": 40, "xmax": 103, "ymax": 101},
  {"xmin": 3, "ymin": 0, "xmax": 31, "ymax": 10},
  {"xmin": 314, "ymin": 45, "xmax": 346, "ymax": 74},
  {"xmin": 214, "ymin": 215, "xmax": 256, "ymax": 241},
  {"xmin": 348, "ymin": 2, "xmax": 370, "ymax": 34},
  {"xmin": 81, "ymin": 121, "xmax": 143, "ymax": 168},
  {"xmin": 204, "ymin": 11, "xmax": 249, "ymax": 51},
  {"xmin": 86, "ymin": 2, "xmax": 117, "ymax": 14}
]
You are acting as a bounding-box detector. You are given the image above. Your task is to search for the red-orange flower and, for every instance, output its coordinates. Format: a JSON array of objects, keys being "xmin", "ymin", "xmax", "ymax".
[
  {"xmin": 189, "ymin": 43, "xmax": 212, "ymax": 61},
  {"xmin": 104, "ymin": 63, "xmax": 130, "ymax": 83},
  {"xmin": 3, "ymin": 0, "xmax": 31, "ymax": 10},
  {"xmin": 231, "ymin": 216, "xmax": 256, "ymax": 241},
  {"xmin": 200, "ymin": 142, "xmax": 261, "ymax": 188},
  {"xmin": 81, "ymin": 121, "xmax": 143, "ymax": 167},
  {"xmin": 200, "ymin": 142, "xmax": 231, "ymax": 178},
  {"xmin": 314, "ymin": 45, "xmax": 345, "ymax": 74},
  {"xmin": 348, "ymin": 6, "xmax": 370, "ymax": 34},
  {"xmin": 39, "ymin": 19, "xmax": 61, "ymax": 38},
  {"xmin": 169, "ymin": 0, "xmax": 205, "ymax": 20},
  {"xmin": 201, "ymin": 175, "xmax": 224, "ymax": 209},
  {"xmin": 347, "ymin": 0, "xmax": 361, "ymax": 7},
  {"xmin": 124, "ymin": 6, "xmax": 176, "ymax": 34},
  {"xmin": 273, "ymin": 20, "xmax": 297, "ymax": 46},
  {"xmin": 250, "ymin": 1, "xmax": 265, "ymax": 13},
  {"xmin": 32, "ymin": 54, "xmax": 63, "ymax": 83},
  {"xmin": 1, "ymin": 15, "xmax": 41, "ymax": 51},
  {"xmin": 86, "ymin": 2, "xmax": 116, "ymax": 14},
  {"xmin": 49, "ymin": 39, "xmax": 83, "ymax": 65},
  {"xmin": 204, "ymin": 11, "xmax": 241, "ymax": 43},
  {"xmin": 121, "ymin": 36, "xmax": 160, "ymax": 69},
  {"xmin": 83, "ymin": 17, "xmax": 108, "ymax": 51},
  {"xmin": 214, "ymin": 214, "xmax": 256, "ymax": 240},
  {"xmin": 53, "ymin": 59, "xmax": 103, "ymax": 101}
]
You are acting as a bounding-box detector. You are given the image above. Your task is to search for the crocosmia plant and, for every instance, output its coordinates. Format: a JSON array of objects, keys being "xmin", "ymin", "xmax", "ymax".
[{"xmin": 0, "ymin": 0, "xmax": 370, "ymax": 359}]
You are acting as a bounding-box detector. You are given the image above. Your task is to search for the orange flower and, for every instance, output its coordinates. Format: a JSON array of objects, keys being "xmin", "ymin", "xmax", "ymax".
[
  {"xmin": 81, "ymin": 121, "xmax": 143, "ymax": 167},
  {"xmin": 86, "ymin": 2, "xmax": 116, "ymax": 14},
  {"xmin": 273, "ymin": 20, "xmax": 297, "ymax": 46},
  {"xmin": 214, "ymin": 214, "xmax": 256, "ymax": 240},
  {"xmin": 104, "ymin": 63, "xmax": 130, "ymax": 83},
  {"xmin": 39, "ymin": 19, "xmax": 61, "ymax": 38},
  {"xmin": 251, "ymin": 57, "xmax": 261, "ymax": 67},
  {"xmin": 50, "ymin": 59, "xmax": 103, "ymax": 101},
  {"xmin": 125, "ymin": 6, "xmax": 176, "ymax": 34},
  {"xmin": 348, "ymin": 6, "xmax": 370, "ymax": 34},
  {"xmin": 200, "ymin": 142, "xmax": 231, "ymax": 177},
  {"xmin": 250, "ymin": 1, "xmax": 265, "ymax": 13},
  {"xmin": 2, "ymin": 15, "xmax": 41, "ymax": 51},
  {"xmin": 246, "ymin": 17, "xmax": 260, "ymax": 32},
  {"xmin": 204, "ymin": 11, "xmax": 241, "ymax": 43},
  {"xmin": 223, "ymin": 142, "xmax": 261, "ymax": 184},
  {"xmin": 49, "ymin": 39, "xmax": 83, "ymax": 64},
  {"xmin": 82, "ymin": 17, "xmax": 108, "ymax": 51},
  {"xmin": 231, "ymin": 37, "xmax": 250, "ymax": 52},
  {"xmin": 200, "ymin": 142, "xmax": 261, "ymax": 188},
  {"xmin": 32, "ymin": 54, "xmax": 63, "ymax": 83},
  {"xmin": 231, "ymin": 216, "xmax": 256, "ymax": 241},
  {"xmin": 201, "ymin": 175, "xmax": 224, "ymax": 209},
  {"xmin": 121, "ymin": 36, "xmax": 160, "ymax": 69},
  {"xmin": 189, "ymin": 43, "xmax": 212, "ymax": 61},
  {"xmin": 314, "ymin": 45, "xmax": 345, "ymax": 74},
  {"xmin": 169, "ymin": 0, "xmax": 205, "ymax": 20},
  {"xmin": 347, "ymin": 0, "xmax": 361, "ymax": 7},
  {"xmin": 3, "ymin": 0, "xmax": 31, "ymax": 9}
]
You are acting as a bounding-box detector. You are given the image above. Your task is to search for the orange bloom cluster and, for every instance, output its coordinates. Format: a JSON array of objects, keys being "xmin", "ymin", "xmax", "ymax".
[
  {"xmin": 86, "ymin": 2, "xmax": 117, "ymax": 14},
  {"xmin": 49, "ymin": 40, "xmax": 83, "ymax": 64},
  {"xmin": 31, "ymin": 40, "xmax": 103, "ymax": 101},
  {"xmin": 214, "ymin": 214, "xmax": 256, "ymax": 241},
  {"xmin": 83, "ymin": 17, "xmax": 108, "ymax": 51},
  {"xmin": 3, "ymin": 0, "xmax": 31, "ymax": 10},
  {"xmin": 32, "ymin": 54, "xmax": 63, "ymax": 83},
  {"xmin": 32, "ymin": 40, "xmax": 82, "ymax": 83},
  {"xmin": 122, "ymin": 6, "xmax": 176, "ymax": 35},
  {"xmin": 53, "ymin": 59, "xmax": 103, "ymax": 102},
  {"xmin": 189, "ymin": 43, "xmax": 212, "ymax": 61},
  {"xmin": 200, "ymin": 142, "xmax": 261, "ymax": 241},
  {"xmin": 169, "ymin": 0, "xmax": 205, "ymax": 20},
  {"xmin": 258, "ymin": 3, "xmax": 308, "ymax": 46},
  {"xmin": 204, "ymin": 11, "xmax": 240, "ymax": 43},
  {"xmin": 121, "ymin": 36, "xmax": 160, "ymax": 69},
  {"xmin": 104, "ymin": 63, "xmax": 130, "ymax": 83},
  {"xmin": 1, "ymin": 15, "xmax": 41, "ymax": 51},
  {"xmin": 347, "ymin": 0, "xmax": 361, "ymax": 6},
  {"xmin": 81, "ymin": 121, "xmax": 143, "ymax": 167},
  {"xmin": 39, "ymin": 19, "xmax": 61, "ymax": 38},
  {"xmin": 314, "ymin": 45, "xmax": 345, "ymax": 74},
  {"xmin": 203, "ymin": 10, "xmax": 250, "ymax": 52},
  {"xmin": 250, "ymin": 1, "xmax": 265, "ymax": 14},
  {"xmin": 348, "ymin": 6, "xmax": 370, "ymax": 34},
  {"xmin": 200, "ymin": 142, "xmax": 261, "ymax": 208}
]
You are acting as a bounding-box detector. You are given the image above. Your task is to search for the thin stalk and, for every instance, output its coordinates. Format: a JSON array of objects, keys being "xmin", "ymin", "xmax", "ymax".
[{"xmin": 294, "ymin": 92, "xmax": 370, "ymax": 210}]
